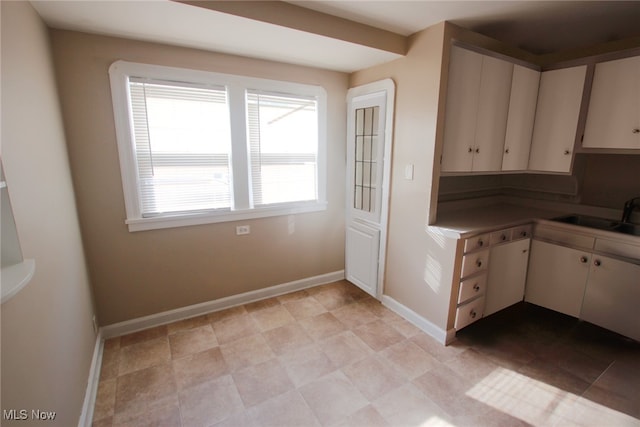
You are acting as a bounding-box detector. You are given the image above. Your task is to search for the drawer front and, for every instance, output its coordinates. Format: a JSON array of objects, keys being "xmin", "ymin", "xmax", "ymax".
[
  {"xmin": 512, "ymin": 224, "xmax": 532, "ymax": 240},
  {"xmin": 464, "ymin": 233, "xmax": 490, "ymax": 253},
  {"xmin": 458, "ymin": 273, "xmax": 487, "ymax": 304},
  {"xmin": 461, "ymin": 248, "xmax": 490, "ymax": 278},
  {"xmin": 490, "ymin": 229, "xmax": 512, "ymax": 245},
  {"xmin": 534, "ymin": 224, "xmax": 595, "ymax": 250},
  {"xmin": 595, "ymin": 238, "xmax": 640, "ymax": 260},
  {"xmin": 455, "ymin": 296, "xmax": 485, "ymax": 330}
]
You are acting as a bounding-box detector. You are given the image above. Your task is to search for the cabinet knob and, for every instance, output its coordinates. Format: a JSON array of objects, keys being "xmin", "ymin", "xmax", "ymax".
[
  {"xmin": 633, "ymin": 128, "xmax": 640, "ymax": 134},
  {"xmin": 594, "ymin": 259, "xmax": 602, "ymax": 267},
  {"xmin": 475, "ymin": 148, "xmax": 480, "ymax": 153},
  {"xmin": 564, "ymin": 150, "xmax": 571, "ymax": 155},
  {"xmin": 468, "ymin": 147, "xmax": 473, "ymax": 153},
  {"xmin": 505, "ymin": 148, "xmax": 510, "ymax": 154},
  {"xmin": 473, "ymin": 283, "xmax": 480, "ymax": 292},
  {"xmin": 470, "ymin": 309, "xmax": 477, "ymax": 319},
  {"xmin": 520, "ymin": 231, "xmax": 528, "ymax": 237},
  {"xmin": 478, "ymin": 239, "xmax": 484, "ymax": 247},
  {"xmin": 476, "ymin": 259, "xmax": 483, "ymax": 268},
  {"xmin": 501, "ymin": 234, "xmax": 506, "ymax": 241},
  {"xmin": 580, "ymin": 256, "xmax": 588, "ymax": 264}
]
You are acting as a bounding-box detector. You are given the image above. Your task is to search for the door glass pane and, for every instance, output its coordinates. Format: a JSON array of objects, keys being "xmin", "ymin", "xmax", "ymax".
[{"xmin": 353, "ymin": 106, "xmax": 379, "ymax": 213}]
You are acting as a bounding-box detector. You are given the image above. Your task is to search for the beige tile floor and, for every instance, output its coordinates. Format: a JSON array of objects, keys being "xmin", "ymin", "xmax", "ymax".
[{"xmin": 92, "ymin": 280, "xmax": 640, "ymax": 427}]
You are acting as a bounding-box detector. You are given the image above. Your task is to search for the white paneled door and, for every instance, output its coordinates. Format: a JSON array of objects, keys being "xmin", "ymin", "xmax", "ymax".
[{"xmin": 345, "ymin": 80, "xmax": 395, "ymax": 298}]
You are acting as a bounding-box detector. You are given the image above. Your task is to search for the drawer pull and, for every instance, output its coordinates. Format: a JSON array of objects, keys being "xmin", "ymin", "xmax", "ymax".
[
  {"xmin": 501, "ymin": 234, "xmax": 506, "ymax": 241},
  {"xmin": 580, "ymin": 256, "xmax": 588, "ymax": 264},
  {"xmin": 473, "ymin": 283, "xmax": 480, "ymax": 292},
  {"xmin": 470, "ymin": 310, "xmax": 477, "ymax": 319},
  {"xmin": 478, "ymin": 239, "xmax": 484, "ymax": 247},
  {"xmin": 520, "ymin": 231, "xmax": 528, "ymax": 237},
  {"xmin": 633, "ymin": 128, "xmax": 640, "ymax": 134}
]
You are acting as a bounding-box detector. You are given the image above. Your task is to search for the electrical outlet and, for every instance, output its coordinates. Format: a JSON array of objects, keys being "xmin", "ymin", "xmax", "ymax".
[{"xmin": 236, "ymin": 225, "xmax": 250, "ymax": 235}]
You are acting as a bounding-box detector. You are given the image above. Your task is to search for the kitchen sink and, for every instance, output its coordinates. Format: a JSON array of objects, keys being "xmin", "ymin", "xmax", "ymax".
[
  {"xmin": 551, "ymin": 214, "xmax": 640, "ymax": 237},
  {"xmin": 613, "ymin": 222, "xmax": 640, "ymax": 236}
]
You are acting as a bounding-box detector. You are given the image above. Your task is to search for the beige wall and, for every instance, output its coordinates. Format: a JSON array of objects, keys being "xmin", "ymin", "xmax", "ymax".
[
  {"xmin": 49, "ymin": 30, "xmax": 349, "ymax": 325},
  {"xmin": 1, "ymin": 2, "xmax": 97, "ymax": 425},
  {"xmin": 349, "ymin": 23, "xmax": 459, "ymax": 333}
]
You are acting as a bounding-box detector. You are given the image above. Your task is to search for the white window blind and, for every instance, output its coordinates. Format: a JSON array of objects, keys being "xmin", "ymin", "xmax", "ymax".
[
  {"xmin": 129, "ymin": 78, "xmax": 232, "ymax": 216},
  {"xmin": 246, "ymin": 91, "xmax": 318, "ymax": 206},
  {"xmin": 110, "ymin": 61, "xmax": 327, "ymax": 231}
]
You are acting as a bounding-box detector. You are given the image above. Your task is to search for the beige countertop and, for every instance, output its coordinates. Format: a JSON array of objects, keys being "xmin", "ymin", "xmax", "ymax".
[
  {"xmin": 431, "ymin": 202, "xmax": 640, "ymax": 250},
  {"xmin": 430, "ymin": 203, "xmax": 565, "ymax": 238}
]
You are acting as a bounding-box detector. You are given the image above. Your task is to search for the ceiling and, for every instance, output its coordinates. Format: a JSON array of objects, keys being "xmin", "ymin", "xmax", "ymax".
[
  {"xmin": 289, "ymin": 1, "xmax": 640, "ymax": 54},
  {"xmin": 31, "ymin": 1, "xmax": 640, "ymax": 73}
]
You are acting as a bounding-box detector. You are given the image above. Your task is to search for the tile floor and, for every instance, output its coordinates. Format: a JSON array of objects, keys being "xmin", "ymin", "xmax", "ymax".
[{"xmin": 92, "ymin": 280, "xmax": 640, "ymax": 427}]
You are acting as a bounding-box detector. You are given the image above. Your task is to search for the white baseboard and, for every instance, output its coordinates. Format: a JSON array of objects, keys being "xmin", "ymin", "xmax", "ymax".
[
  {"xmin": 78, "ymin": 331, "xmax": 103, "ymax": 427},
  {"xmin": 381, "ymin": 295, "xmax": 453, "ymax": 345},
  {"xmin": 101, "ymin": 270, "xmax": 345, "ymax": 339}
]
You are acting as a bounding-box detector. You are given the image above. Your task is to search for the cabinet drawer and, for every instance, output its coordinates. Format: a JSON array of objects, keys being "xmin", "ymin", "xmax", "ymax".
[
  {"xmin": 594, "ymin": 238, "xmax": 640, "ymax": 261},
  {"xmin": 534, "ymin": 225, "xmax": 595, "ymax": 250},
  {"xmin": 458, "ymin": 273, "xmax": 487, "ymax": 304},
  {"xmin": 464, "ymin": 233, "xmax": 490, "ymax": 253},
  {"xmin": 461, "ymin": 248, "xmax": 490, "ymax": 278},
  {"xmin": 490, "ymin": 229, "xmax": 512, "ymax": 245},
  {"xmin": 512, "ymin": 224, "xmax": 532, "ymax": 240},
  {"xmin": 455, "ymin": 296, "xmax": 485, "ymax": 330}
]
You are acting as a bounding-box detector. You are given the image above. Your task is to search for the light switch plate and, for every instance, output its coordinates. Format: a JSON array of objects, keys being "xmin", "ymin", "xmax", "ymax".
[{"xmin": 404, "ymin": 164, "xmax": 414, "ymax": 180}]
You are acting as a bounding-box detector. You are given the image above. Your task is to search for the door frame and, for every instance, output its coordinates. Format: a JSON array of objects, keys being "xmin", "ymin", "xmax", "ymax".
[{"xmin": 346, "ymin": 78, "xmax": 395, "ymax": 299}]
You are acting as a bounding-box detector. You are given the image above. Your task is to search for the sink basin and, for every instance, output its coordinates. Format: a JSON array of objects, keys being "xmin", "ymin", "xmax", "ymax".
[
  {"xmin": 552, "ymin": 214, "xmax": 619, "ymax": 230},
  {"xmin": 613, "ymin": 222, "xmax": 640, "ymax": 236},
  {"xmin": 551, "ymin": 214, "xmax": 640, "ymax": 237}
]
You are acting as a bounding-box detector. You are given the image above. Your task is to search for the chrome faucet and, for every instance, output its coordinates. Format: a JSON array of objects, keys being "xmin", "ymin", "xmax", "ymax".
[{"xmin": 621, "ymin": 196, "xmax": 640, "ymax": 223}]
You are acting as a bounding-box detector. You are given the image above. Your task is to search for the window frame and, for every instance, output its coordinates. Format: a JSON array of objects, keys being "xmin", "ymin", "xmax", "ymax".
[{"xmin": 109, "ymin": 60, "xmax": 327, "ymax": 232}]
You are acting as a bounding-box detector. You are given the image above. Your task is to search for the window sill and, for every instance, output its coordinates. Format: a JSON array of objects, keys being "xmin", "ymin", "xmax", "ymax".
[
  {"xmin": 125, "ymin": 201, "xmax": 328, "ymax": 232},
  {"xmin": 1, "ymin": 259, "xmax": 36, "ymax": 304}
]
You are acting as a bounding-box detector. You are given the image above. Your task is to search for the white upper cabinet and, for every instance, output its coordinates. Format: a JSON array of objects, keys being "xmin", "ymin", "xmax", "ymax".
[
  {"xmin": 502, "ymin": 65, "xmax": 540, "ymax": 171},
  {"xmin": 582, "ymin": 55, "xmax": 640, "ymax": 149},
  {"xmin": 528, "ymin": 66, "xmax": 587, "ymax": 173},
  {"xmin": 442, "ymin": 45, "xmax": 513, "ymax": 172}
]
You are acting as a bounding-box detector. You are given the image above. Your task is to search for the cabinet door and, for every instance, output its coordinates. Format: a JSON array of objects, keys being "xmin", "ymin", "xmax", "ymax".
[
  {"xmin": 485, "ymin": 238, "xmax": 530, "ymax": 317},
  {"xmin": 525, "ymin": 240, "xmax": 590, "ymax": 317},
  {"xmin": 529, "ymin": 66, "xmax": 586, "ymax": 173},
  {"xmin": 442, "ymin": 46, "xmax": 482, "ymax": 172},
  {"xmin": 502, "ymin": 65, "xmax": 540, "ymax": 171},
  {"xmin": 583, "ymin": 55, "xmax": 640, "ymax": 149},
  {"xmin": 473, "ymin": 56, "xmax": 513, "ymax": 171},
  {"xmin": 582, "ymin": 255, "xmax": 640, "ymax": 342}
]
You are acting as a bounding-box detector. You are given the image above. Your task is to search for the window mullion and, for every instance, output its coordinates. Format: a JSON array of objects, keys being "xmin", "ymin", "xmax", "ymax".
[{"xmin": 227, "ymin": 84, "xmax": 252, "ymax": 210}]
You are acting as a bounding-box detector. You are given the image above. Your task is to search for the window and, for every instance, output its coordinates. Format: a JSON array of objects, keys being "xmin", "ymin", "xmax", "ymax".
[{"xmin": 109, "ymin": 61, "xmax": 327, "ymax": 231}]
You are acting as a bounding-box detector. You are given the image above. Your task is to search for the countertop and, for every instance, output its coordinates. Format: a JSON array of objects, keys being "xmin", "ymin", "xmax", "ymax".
[
  {"xmin": 431, "ymin": 201, "xmax": 640, "ymax": 249},
  {"xmin": 430, "ymin": 203, "xmax": 564, "ymax": 238}
]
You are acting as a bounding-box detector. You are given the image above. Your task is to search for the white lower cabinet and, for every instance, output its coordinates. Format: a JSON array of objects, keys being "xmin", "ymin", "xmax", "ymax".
[
  {"xmin": 525, "ymin": 239, "xmax": 591, "ymax": 318},
  {"xmin": 485, "ymin": 238, "xmax": 530, "ymax": 317},
  {"xmin": 581, "ymin": 255, "xmax": 640, "ymax": 342}
]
